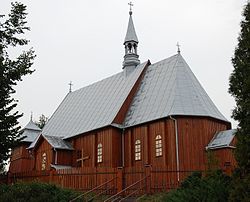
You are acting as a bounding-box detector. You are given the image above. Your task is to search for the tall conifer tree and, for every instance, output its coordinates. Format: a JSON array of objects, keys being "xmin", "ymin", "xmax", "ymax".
[
  {"xmin": 229, "ymin": 2, "xmax": 250, "ymax": 201},
  {"xmin": 0, "ymin": 2, "xmax": 35, "ymax": 171}
]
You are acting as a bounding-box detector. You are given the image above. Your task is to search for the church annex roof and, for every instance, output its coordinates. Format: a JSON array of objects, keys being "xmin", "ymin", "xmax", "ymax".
[
  {"xmin": 41, "ymin": 62, "xmax": 147, "ymax": 139},
  {"xmin": 28, "ymin": 134, "xmax": 73, "ymax": 150},
  {"xmin": 123, "ymin": 54, "xmax": 228, "ymax": 127},
  {"xmin": 206, "ymin": 129, "xmax": 236, "ymax": 150},
  {"xmin": 44, "ymin": 135, "xmax": 74, "ymax": 150}
]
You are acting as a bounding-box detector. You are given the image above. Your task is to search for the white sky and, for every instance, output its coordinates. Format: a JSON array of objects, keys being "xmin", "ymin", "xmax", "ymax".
[{"xmin": 1, "ymin": 0, "xmax": 247, "ymax": 129}]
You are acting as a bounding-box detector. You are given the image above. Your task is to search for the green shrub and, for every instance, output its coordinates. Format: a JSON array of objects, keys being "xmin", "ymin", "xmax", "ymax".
[
  {"xmin": 162, "ymin": 170, "xmax": 232, "ymax": 202},
  {"xmin": 0, "ymin": 182, "xmax": 81, "ymax": 202}
]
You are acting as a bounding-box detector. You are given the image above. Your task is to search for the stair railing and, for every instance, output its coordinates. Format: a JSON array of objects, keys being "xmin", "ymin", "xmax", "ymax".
[
  {"xmin": 104, "ymin": 175, "xmax": 150, "ymax": 202},
  {"xmin": 69, "ymin": 177, "xmax": 117, "ymax": 202}
]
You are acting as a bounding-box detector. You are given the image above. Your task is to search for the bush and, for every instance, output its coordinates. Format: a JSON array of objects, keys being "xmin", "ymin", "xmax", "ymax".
[
  {"xmin": 162, "ymin": 170, "xmax": 232, "ymax": 202},
  {"xmin": 0, "ymin": 182, "xmax": 81, "ymax": 202}
]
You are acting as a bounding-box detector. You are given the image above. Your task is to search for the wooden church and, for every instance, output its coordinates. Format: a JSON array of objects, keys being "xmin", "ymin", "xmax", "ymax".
[{"xmin": 9, "ymin": 7, "xmax": 236, "ymax": 194}]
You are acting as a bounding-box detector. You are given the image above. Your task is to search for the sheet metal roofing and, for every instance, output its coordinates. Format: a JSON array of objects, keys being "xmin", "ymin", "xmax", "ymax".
[
  {"xmin": 123, "ymin": 54, "xmax": 228, "ymax": 127},
  {"xmin": 42, "ymin": 62, "xmax": 147, "ymax": 139},
  {"xmin": 207, "ymin": 129, "xmax": 236, "ymax": 149},
  {"xmin": 44, "ymin": 135, "xmax": 74, "ymax": 150},
  {"xmin": 21, "ymin": 120, "xmax": 41, "ymax": 143},
  {"xmin": 28, "ymin": 134, "xmax": 74, "ymax": 150},
  {"xmin": 39, "ymin": 54, "xmax": 228, "ymax": 141}
]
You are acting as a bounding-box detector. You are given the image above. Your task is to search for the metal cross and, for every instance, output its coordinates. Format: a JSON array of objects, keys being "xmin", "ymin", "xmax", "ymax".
[
  {"xmin": 128, "ymin": 2, "xmax": 134, "ymax": 12},
  {"xmin": 176, "ymin": 42, "xmax": 181, "ymax": 54},
  {"xmin": 69, "ymin": 81, "xmax": 73, "ymax": 93}
]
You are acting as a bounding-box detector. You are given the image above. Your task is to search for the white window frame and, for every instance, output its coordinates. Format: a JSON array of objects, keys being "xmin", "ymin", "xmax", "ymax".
[
  {"xmin": 97, "ymin": 143, "xmax": 103, "ymax": 163},
  {"xmin": 41, "ymin": 152, "xmax": 46, "ymax": 170},
  {"xmin": 135, "ymin": 140, "xmax": 141, "ymax": 161},
  {"xmin": 156, "ymin": 135, "xmax": 163, "ymax": 157}
]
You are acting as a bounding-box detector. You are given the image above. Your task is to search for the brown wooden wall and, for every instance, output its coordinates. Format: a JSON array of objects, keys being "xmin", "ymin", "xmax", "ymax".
[
  {"xmin": 71, "ymin": 127, "xmax": 121, "ymax": 168},
  {"xmin": 124, "ymin": 116, "xmax": 230, "ymax": 171},
  {"xmin": 34, "ymin": 138, "xmax": 53, "ymax": 171},
  {"xmin": 9, "ymin": 144, "xmax": 34, "ymax": 173},
  {"xmin": 56, "ymin": 150, "xmax": 72, "ymax": 166},
  {"xmin": 213, "ymin": 148, "xmax": 237, "ymax": 173}
]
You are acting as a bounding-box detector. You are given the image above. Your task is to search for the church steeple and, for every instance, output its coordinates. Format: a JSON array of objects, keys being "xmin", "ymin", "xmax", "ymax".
[{"xmin": 123, "ymin": 2, "xmax": 140, "ymax": 73}]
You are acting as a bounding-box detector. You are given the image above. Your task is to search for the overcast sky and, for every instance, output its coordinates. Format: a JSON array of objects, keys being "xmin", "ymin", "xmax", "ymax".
[{"xmin": 1, "ymin": 0, "xmax": 248, "ymax": 128}]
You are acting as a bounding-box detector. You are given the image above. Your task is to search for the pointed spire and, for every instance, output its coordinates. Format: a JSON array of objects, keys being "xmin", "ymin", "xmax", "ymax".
[
  {"xmin": 123, "ymin": 2, "xmax": 140, "ymax": 73},
  {"xmin": 124, "ymin": 3, "xmax": 138, "ymax": 44}
]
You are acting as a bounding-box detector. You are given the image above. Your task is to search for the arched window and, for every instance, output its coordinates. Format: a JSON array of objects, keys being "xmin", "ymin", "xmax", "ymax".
[
  {"xmin": 97, "ymin": 143, "xmax": 103, "ymax": 163},
  {"xmin": 156, "ymin": 135, "xmax": 162, "ymax": 157},
  {"xmin": 41, "ymin": 152, "xmax": 46, "ymax": 170},
  {"xmin": 135, "ymin": 140, "xmax": 141, "ymax": 161}
]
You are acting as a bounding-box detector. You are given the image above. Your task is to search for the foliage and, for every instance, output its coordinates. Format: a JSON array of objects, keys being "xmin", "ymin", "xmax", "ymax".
[
  {"xmin": 35, "ymin": 114, "xmax": 48, "ymax": 129},
  {"xmin": 139, "ymin": 171, "xmax": 232, "ymax": 202},
  {"xmin": 163, "ymin": 171, "xmax": 231, "ymax": 202},
  {"xmin": 0, "ymin": 2, "xmax": 35, "ymax": 170},
  {"xmin": 228, "ymin": 2, "xmax": 250, "ymax": 201},
  {"xmin": 0, "ymin": 182, "xmax": 81, "ymax": 202}
]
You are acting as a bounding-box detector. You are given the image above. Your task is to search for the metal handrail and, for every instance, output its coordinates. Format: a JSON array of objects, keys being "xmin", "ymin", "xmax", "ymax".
[
  {"xmin": 69, "ymin": 177, "xmax": 117, "ymax": 202},
  {"xmin": 104, "ymin": 175, "xmax": 149, "ymax": 202}
]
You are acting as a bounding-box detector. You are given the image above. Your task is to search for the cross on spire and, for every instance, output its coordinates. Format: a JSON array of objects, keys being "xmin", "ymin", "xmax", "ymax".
[
  {"xmin": 128, "ymin": 1, "xmax": 134, "ymax": 15},
  {"xmin": 176, "ymin": 42, "xmax": 181, "ymax": 54},
  {"xmin": 69, "ymin": 81, "xmax": 73, "ymax": 93}
]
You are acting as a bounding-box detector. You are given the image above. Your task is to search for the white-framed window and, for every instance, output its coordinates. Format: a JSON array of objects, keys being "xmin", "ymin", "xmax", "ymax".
[
  {"xmin": 156, "ymin": 135, "xmax": 163, "ymax": 157},
  {"xmin": 135, "ymin": 140, "xmax": 141, "ymax": 161},
  {"xmin": 41, "ymin": 152, "xmax": 46, "ymax": 170},
  {"xmin": 97, "ymin": 143, "xmax": 103, "ymax": 163}
]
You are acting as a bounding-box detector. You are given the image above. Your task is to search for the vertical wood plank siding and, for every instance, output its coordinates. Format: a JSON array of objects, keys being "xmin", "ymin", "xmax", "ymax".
[
  {"xmin": 124, "ymin": 117, "xmax": 231, "ymax": 171},
  {"xmin": 9, "ymin": 144, "xmax": 34, "ymax": 173},
  {"xmin": 34, "ymin": 139, "xmax": 53, "ymax": 171},
  {"xmin": 10, "ymin": 116, "xmax": 236, "ymax": 194},
  {"xmin": 72, "ymin": 127, "xmax": 121, "ymax": 168}
]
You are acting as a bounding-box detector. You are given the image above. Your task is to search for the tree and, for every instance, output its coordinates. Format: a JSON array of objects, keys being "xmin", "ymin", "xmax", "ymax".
[
  {"xmin": 0, "ymin": 2, "xmax": 35, "ymax": 171},
  {"xmin": 35, "ymin": 114, "xmax": 48, "ymax": 129},
  {"xmin": 228, "ymin": 2, "xmax": 250, "ymax": 201}
]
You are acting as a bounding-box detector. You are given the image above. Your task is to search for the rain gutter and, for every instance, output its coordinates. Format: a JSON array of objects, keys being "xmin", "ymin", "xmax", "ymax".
[{"xmin": 170, "ymin": 116, "xmax": 180, "ymax": 182}]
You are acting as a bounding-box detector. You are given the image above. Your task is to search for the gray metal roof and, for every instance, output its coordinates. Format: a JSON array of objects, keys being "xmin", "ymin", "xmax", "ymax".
[
  {"xmin": 20, "ymin": 120, "xmax": 41, "ymax": 143},
  {"xmin": 42, "ymin": 62, "xmax": 147, "ymax": 139},
  {"xmin": 44, "ymin": 135, "xmax": 74, "ymax": 150},
  {"xmin": 27, "ymin": 134, "xmax": 74, "ymax": 150},
  {"xmin": 206, "ymin": 129, "xmax": 236, "ymax": 149},
  {"xmin": 123, "ymin": 54, "xmax": 228, "ymax": 127},
  {"xmin": 124, "ymin": 13, "xmax": 138, "ymax": 43},
  {"xmin": 23, "ymin": 120, "xmax": 41, "ymax": 131},
  {"xmin": 21, "ymin": 130, "xmax": 41, "ymax": 143}
]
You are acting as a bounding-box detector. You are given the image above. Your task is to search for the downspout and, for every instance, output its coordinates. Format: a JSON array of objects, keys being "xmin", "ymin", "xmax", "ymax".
[
  {"xmin": 122, "ymin": 128, "xmax": 125, "ymax": 167},
  {"xmin": 54, "ymin": 148, "xmax": 58, "ymax": 165},
  {"xmin": 170, "ymin": 116, "xmax": 180, "ymax": 182}
]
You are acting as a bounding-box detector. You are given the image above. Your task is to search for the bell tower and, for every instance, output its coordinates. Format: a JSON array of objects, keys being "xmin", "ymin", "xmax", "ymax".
[{"xmin": 123, "ymin": 2, "xmax": 140, "ymax": 73}]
